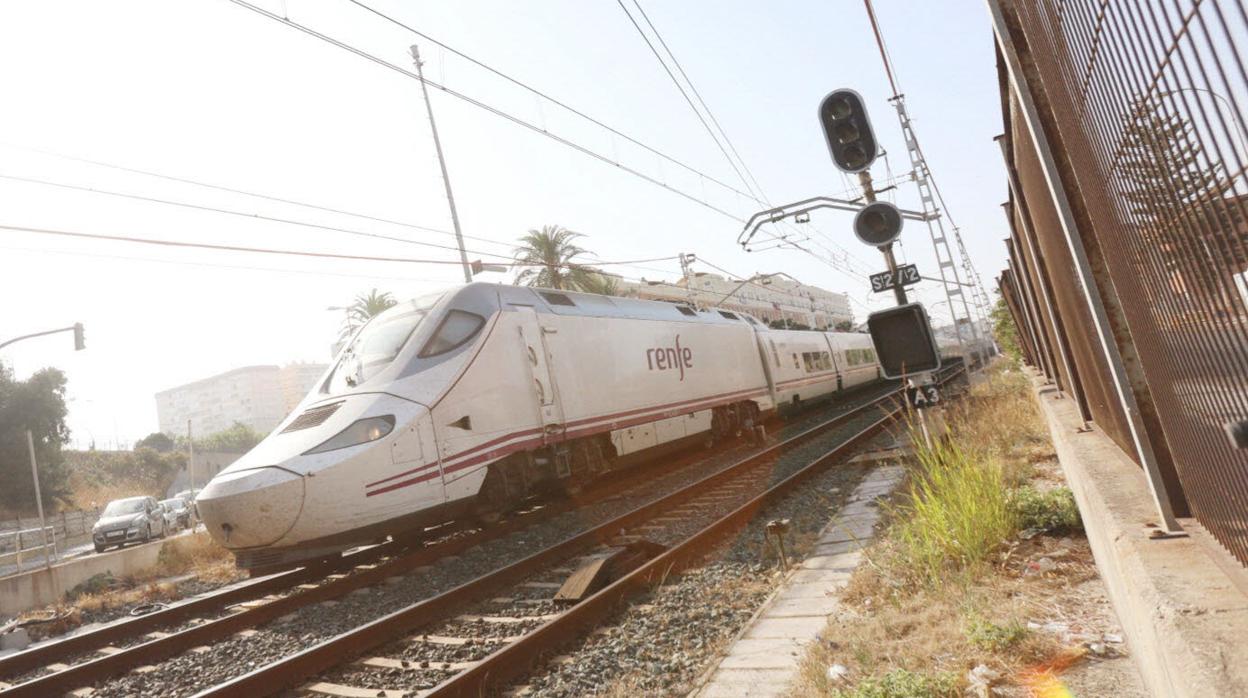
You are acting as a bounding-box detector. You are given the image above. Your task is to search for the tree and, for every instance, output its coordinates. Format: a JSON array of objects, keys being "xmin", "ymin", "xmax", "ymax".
[
  {"xmin": 514, "ymin": 226, "xmax": 592, "ymax": 291},
  {"xmin": 0, "ymin": 362, "xmax": 71, "ymax": 509},
  {"xmin": 339, "ymin": 289, "xmax": 397, "ymax": 343},
  {"xmin": 576, "ymin": 270, "xmax": 621, "ymax": 296},
  {"xmin": 834, "ymin": 320, "xmax": 856, "ymax": 332},
  {"xmin": 135, "ymin": 432, "xmax": 175, "ymax": 453},
  {"xmin": 191, "ymin": 422, "xmax": 265, "ymax": 454},
  {"xmin": 991, "ymin": 295, "xmax": 1023, "ymax": 364}
]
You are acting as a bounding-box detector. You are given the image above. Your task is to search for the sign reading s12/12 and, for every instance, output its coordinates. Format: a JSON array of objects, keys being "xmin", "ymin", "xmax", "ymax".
[{"xmin": 869, "ymin": 264, "xmax": 920, "ymax": 293}]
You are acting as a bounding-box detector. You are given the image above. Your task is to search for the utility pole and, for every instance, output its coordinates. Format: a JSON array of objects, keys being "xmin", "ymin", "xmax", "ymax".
[
  {"xmin": 858, "ymin": 170, "xmax": 907, "ymax": 306},
  {"xmin": 678, "ymin": 252, "xmax": 697, "ymax": 307},
  {"xmin": 411, "ymin": 43, "xmax": 472, "ymax": 284},
  {"xmin": 26, "ymin": 430, "xmax": 56, "ymax": 569},
  {"xmin": 187, "ymin": 419, "xmax": 195, "ymax": 496}
]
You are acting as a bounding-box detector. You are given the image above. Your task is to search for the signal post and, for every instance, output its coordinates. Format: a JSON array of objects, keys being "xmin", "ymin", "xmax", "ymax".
[{"xmin": 740, "ymin": 88, "xmax": 948, "ymax": 446}]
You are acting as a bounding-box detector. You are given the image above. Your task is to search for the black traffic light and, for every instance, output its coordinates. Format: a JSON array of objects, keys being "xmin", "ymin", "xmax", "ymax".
[
  {"xmin": 818, "ymin": 89, "xmax": 878, "ymax": 173},
  {"xmin": 866, "ymin": 303, "xmax": 941, "ymax": 378},
  {"xmin": 853, "ymin": 201, "xmax": 904, "ymax": 247},
  {"xmin": 73, "ymin": 322, "xmax": 85, "ymax": 351}
]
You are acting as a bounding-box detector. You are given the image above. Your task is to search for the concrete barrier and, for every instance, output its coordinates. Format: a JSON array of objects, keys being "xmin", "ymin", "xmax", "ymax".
[
  {"xmin": 0, "ymin": 538, "xmax": 166, "ymax": 617},
  {"xmin": 1032, "ymin": 375, "xmax": 1248, "ymax": 698}
]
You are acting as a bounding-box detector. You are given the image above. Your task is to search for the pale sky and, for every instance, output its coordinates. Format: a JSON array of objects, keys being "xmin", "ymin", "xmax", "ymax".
[{"xmin": 0, "ymin": 0, "xmax": 1006, "ymax": 447}]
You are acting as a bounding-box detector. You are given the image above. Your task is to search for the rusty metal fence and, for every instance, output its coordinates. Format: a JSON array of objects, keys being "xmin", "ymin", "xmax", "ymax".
[{"xmin": 989, "ymin": 0, "xmax": 1248, "ymax": 566}]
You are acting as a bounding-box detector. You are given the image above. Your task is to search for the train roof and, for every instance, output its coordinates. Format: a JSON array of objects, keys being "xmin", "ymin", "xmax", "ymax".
[{"xmin": 449, "ymin": 282, "xmax": 767, "ymax": 327}]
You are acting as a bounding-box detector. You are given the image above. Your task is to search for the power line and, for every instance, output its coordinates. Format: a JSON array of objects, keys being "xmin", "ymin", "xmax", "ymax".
[
  {"xmin": 224, "ymin": 0, "xmax": 746, "ymax": 223},
  {"xmin": 0, "ymin": 221, "xmax": 680, "ymax": 270},
  {"xmin": 0, "ymin": 141, "xmax": 514, "ymax": 251},
  {"xmin": 613, "ymin": 0, "xmax": 760, "ymax": 203},
  {"xmin": 1, "ymin": 223, "xmax": 481, "ymax": 265},
  {"xmin": 0, "ymin": 242, "xmax": 458, "ymax": 283},
  {"xmin": 0, "ymin": 172, "xmax": 518, "ymax": 261},
  {"xmin": 341, "ymin": 0, "xmax": 759, "ymax": 203}
]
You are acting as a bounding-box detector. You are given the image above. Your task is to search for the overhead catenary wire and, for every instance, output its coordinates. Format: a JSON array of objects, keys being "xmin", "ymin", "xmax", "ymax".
[
  {"xmin": 341, "ymin": 0, "xmax": 759, "ymax": 204},
  {"xmin": 614, "ymin": 1, "xmax": 868, "ymax": 288},
  {"xmin": 224, "ymin": 0, "xmax": 747, "ymax": 224},
  {"xmin": 613, "ymin": 0, "xmax": 762, "ymax": 204},
  {"xmin": 625, "ymin": 0, "xmax": 769, "ymax": 203}
]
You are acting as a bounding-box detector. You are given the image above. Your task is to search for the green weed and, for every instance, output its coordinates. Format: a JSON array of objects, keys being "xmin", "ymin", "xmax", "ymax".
[
  {"xmin": 832, "ymin": 668, "xmax": 958, "ymax": 698},
  {"xmin": 1014, "ymin": 486, "xmax": 1082, "ymax": 534}
]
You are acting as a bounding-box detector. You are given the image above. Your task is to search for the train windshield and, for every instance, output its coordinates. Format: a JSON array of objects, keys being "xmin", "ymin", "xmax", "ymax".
[{"xmin": 327, "ymin": 293, "xmax": 444, "ymax": 392}]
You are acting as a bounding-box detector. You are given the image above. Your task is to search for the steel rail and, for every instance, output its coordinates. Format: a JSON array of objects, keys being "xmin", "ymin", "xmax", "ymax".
[
  {"xmin": 0, "ymin": 379, "xmax": 904, "ymax": 696},
  {"xmin": 0, "ymin": 548, "xmax": 363, "ymax": 679},
  {"xmin": 190, "ymin": 363, "xmax": 965, "ymax": 698},
  {"xmin": 0, "ymin": 495, "xmax": 601, "ymax": 697},
  {"xmin": 432, "ymin": 366, "xmax": 965, "ymax": 697}
]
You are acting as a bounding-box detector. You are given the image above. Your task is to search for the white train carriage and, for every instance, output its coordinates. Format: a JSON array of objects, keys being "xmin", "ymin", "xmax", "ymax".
[{"xmin": 196, "ymin": 283, "xmax": 879, "ymax": 569}]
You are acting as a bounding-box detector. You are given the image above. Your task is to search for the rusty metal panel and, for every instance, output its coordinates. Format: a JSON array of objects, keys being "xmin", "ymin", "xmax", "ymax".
[
  {"xmin": 999, "ymin": 271, "xmax": 1040, "ymax": 366},
  {"xmin": 999, "ymin": 0, "xmax": 1247, "ymax": 563}
]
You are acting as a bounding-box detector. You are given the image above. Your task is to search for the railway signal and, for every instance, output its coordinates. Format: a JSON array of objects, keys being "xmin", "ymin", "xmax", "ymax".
[
  {"xmin": 853, "ymin": 201, "xmax": 904, "ymax": 247},
  {"xmin": 866, "ymin": 303, "xmax": 942, "ymax": 379},
  {"xmin": 818, "ymin": 89, "xmax": 879, "ymax": 173}
]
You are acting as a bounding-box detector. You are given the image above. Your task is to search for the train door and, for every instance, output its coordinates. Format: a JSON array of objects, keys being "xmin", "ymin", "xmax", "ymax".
[
  {"xmin": 515, "ymin": 307, "xmax": 565, "ymax": 443},
  {"xmin": 823, "ymin": 334, "xmax": 845, "ymax": 391},
  {"xmin": 388, "ymin": 406, "xmax": 445, "ymax": 510}
]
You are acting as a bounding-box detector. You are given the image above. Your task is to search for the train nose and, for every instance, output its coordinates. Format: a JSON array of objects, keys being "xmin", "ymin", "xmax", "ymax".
[{"xmin": 196, "ymin": 467, "xmax": 305, "ymax": 548}]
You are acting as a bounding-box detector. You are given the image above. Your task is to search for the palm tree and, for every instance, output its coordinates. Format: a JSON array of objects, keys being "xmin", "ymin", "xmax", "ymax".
[
  {"xmin": 513, "ymin": 226, "xmax": 589, "ymax": 291},
  {"xmin": 338, "ymin": 289, "xmax": 397, "ymax": 343},
  {"xmin": 576, "ymin": 270, "xmax": 621, "ymax": 296}
]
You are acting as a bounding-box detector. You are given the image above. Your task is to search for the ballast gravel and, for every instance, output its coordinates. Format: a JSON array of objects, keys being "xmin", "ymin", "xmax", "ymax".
[{"xmin": 75, "ymin": 384, "xmax": 902, "ymax": 698}]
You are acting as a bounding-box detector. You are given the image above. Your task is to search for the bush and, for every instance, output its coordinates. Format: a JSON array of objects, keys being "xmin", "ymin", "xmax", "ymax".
[
  {"xmin": 833, "ymin": 669, "xmax": 958, "ymax": 698},
  {"xmin": 1014, "ymin": 486, "xmax": 1082, "ymax": 535},
  {"xmin": 965, "ymin": 615, "xmax": 1030, "ymax": 652},
  {"xmin": 889, "ymin": 435, "xmax": 1019, "ymax": 587}
]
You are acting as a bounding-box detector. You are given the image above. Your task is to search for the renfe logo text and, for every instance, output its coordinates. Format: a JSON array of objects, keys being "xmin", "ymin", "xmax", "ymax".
[{"xmin": 647, "ymin": 335, "xmax": 693, "ymax": 381}]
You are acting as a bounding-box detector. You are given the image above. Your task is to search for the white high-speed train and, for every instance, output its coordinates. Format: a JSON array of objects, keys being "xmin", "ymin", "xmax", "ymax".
[{"xmin": 196, "ymin": 283, "xmax": 882, "ymax": 570}]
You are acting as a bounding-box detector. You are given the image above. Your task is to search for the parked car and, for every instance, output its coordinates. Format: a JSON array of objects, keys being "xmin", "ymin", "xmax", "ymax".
[
  {"xmin": 92, "ymin": 496, "xmax": 167, "ymax": 553},
  {"xmin": 161, "ymin": 498, "xmax": 191, "ymax": 531},
  {"xmin": 174, "ymin": 489, "xmax": 201, "ymax": 522}
]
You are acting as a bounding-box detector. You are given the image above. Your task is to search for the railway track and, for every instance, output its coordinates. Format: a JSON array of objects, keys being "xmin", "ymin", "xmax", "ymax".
[
  {"xmin": 186, "ymin": 364, "xmax": 966, "ymax": 698},
  {"xmin": 0, "ymin": 375, "xmax": 922, "ymax": 698}
]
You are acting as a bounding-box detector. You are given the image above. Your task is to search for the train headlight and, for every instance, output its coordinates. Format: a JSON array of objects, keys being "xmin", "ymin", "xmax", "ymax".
[{"xmin": 303, "ymin": 415, "xmax": 396, "ymax": 455}]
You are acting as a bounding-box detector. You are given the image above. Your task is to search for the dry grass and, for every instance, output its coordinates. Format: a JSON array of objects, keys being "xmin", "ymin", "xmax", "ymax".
[
  {"xmin": 15, "ymin": 531, "xmax": 240, "ymax": 641},
  {"xmin": 793, "ymin": 362, "xmax": 1094, "ymax": 697}
]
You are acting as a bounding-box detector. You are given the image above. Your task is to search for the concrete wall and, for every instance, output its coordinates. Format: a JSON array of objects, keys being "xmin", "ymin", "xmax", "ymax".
[
  {"xmin": 0, "ymin": 538, "xmax": 166, "ymax": 617},
  {"xmin": 1033, "ymin": 375, "xmax": 1248, "ymax": 698}
]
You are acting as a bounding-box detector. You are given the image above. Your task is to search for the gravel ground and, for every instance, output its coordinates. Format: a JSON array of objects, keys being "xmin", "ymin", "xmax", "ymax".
[
  {"xmin": 520, "ymin": 432, "xmax": 891, "ymax": 697},
  {"xmin": 301, "ymin": 407, "xmax": 892, "ymax": 697},
  {"xmin": 59, "ymin": 384, "xmax": 902, "ymax": 698}
]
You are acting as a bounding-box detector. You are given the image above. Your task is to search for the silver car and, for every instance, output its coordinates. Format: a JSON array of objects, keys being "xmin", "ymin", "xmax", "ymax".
[{"xmin": 92, "ymin": 496, "xmax": 167, "ymax": 553}]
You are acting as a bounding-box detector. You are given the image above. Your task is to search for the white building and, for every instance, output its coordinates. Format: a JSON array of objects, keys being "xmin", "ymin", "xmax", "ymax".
[
  {"xmin": 616, "ymin": 272, "xmax": 853, "ymax": 329},
  {"xmin": 155, "ymin": 362, "xmax": 328, "ymax": 437}
]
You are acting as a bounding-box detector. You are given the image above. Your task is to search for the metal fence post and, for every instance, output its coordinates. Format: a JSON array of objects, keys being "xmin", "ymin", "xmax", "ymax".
[{"xmin": 986, "ymin": 0, "xmax": 1184, "ymax": 534}]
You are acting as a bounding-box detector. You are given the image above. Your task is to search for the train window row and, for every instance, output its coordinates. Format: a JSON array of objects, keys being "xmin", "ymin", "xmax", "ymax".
[
  {"xmin": 845, "ymin": 348, "xmax": 877, "ymax": 366},
  {"xmin": 801, "ymin": 351, "xmax": 833, "ymax": 373}
]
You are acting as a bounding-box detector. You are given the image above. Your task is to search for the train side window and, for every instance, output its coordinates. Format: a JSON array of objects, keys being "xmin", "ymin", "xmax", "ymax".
[
  {"xmin": 676, "ymin": 306, "xmax": 697, "ymax": 317},
  {"xmin": 792, "ymin": 353, "xmax": 799, "ymax": 369},
  {"xmin": 418, "ymin": 310, "xmax": 486, "ymax": 357},
  {"xmin": 718, "ymin": 311, "xmax": 739, "ymax": 320}
]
